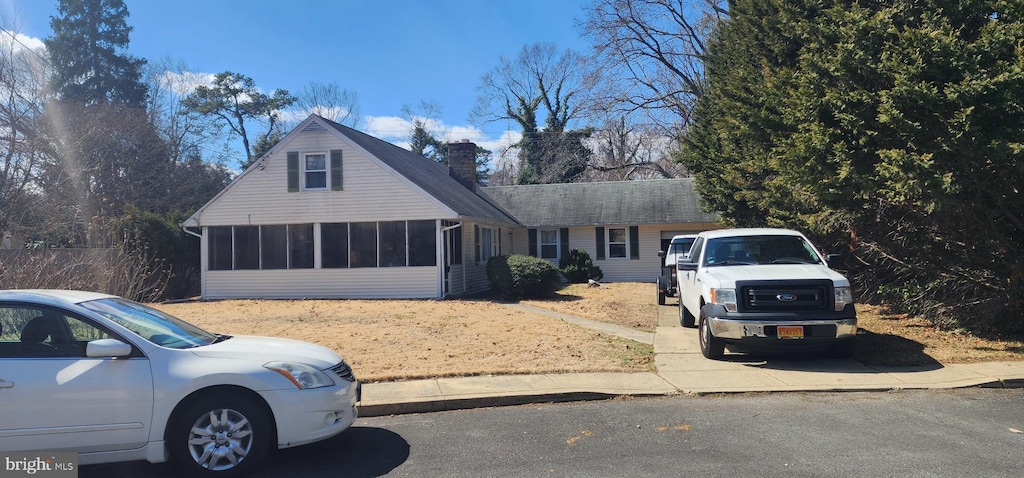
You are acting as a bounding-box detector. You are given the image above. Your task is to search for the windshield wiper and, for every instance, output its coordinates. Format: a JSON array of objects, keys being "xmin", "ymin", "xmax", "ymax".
[{"xmin": 210, "ymin": 334, "xmax": 232, "ymax": 344}]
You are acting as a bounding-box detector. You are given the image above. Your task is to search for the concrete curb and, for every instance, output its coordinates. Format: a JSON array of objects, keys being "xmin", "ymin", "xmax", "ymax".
[{"xmin": 354, "ymin": 301, "xmax": 1024, "ymax": 418}]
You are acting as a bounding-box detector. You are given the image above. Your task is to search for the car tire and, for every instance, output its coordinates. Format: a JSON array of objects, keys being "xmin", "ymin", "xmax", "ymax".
[
  {"xmin": 172, "ymin": 392, "xmax": 273, "ymax": 477},
  {"xmin": 656, "ymin": 278, "xmax": 666, "ymax": 305},
  {"xmin": 828, "ymin": 339, "xmax": 856, "ymax": 359},
  {"xmin": 679, "ymin": 301, "xmax": 696, "ymax": 328},
  {"xmin": 698, "ymin": 306, "xmax": 724, "ymax": 359}
]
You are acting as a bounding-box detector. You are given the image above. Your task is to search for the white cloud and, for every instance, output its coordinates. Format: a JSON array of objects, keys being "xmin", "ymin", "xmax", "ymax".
[
  {"xmin": 364, "ymin": 116, "xmax": 412, "ymax": 141},
  {"xmin": 0, "ymin": 31, "xmax": 45, "ymax": 53},
  {"xmin": 362, "ymin": 114, "xmax": 521, "ymax": 173}
]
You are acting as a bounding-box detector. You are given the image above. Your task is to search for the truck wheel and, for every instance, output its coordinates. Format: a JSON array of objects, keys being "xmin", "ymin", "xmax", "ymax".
[
  {"xmin": 656, "ymin": 278, "xmax": 666, "ymax": 305},
  {"xmin": 699, "ymin": 306, "xmax": 725, "ymax": 359},
  {"xmin": 679, "ymin": 301, "xmax": 696, "ymax": 328}
]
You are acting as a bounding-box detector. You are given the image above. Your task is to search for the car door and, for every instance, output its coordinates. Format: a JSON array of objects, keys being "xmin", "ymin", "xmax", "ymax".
[{"xmin": 0, "ymin": 303, "xmax": 154, "ymax": 454}]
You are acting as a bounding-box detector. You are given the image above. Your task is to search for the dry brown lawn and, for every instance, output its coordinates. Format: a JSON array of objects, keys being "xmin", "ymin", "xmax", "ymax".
[
  {"xmin": 152, "ymin": 282, "xmax": 1023, "ymax": 382},
  {"xmin": 152, "ymin": 298, "xmax": 654, "ymax": 383}
]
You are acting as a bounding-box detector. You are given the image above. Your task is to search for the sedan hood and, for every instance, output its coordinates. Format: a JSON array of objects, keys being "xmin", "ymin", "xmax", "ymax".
[
  {"xmin": 190, "ymin": 335, "xmax": 342, "ymax": 369},
  {"xmin": 708, "ymin": 264, "xmax": 849, "ymax": 287}
]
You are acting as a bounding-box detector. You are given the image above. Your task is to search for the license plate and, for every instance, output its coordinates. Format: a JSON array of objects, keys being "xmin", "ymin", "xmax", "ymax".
[{"xmin": 777, "ymin": 326, "xmax": 804, "ymax": 339}]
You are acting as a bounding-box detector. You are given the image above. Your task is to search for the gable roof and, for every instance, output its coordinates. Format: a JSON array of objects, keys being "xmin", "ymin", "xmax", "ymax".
[
  {"xmin": 480, "ymin": 179, "xmax": 718, "ymax": 227},
  {"xmin": 316, "ymin": 116, "xmax": 519, "ymax": 225}
]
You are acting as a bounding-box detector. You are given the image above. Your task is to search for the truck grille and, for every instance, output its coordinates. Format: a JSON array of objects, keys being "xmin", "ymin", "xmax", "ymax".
[{"xmin": 738, "ymin": 280, "xmax": 831, "ymax": 312}]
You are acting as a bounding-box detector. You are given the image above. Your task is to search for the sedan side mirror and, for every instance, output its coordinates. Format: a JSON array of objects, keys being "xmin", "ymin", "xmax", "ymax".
[{"xmin": 86, "ymin": 338, "xmax": 133, "ymax": 358}]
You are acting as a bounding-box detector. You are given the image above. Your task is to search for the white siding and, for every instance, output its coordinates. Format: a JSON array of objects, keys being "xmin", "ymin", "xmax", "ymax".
[
  {"xmin": 196, "ymin": 131, "xmax": 450, "ymax": 226},
  {"xmin": 506, "ymin": 224, "xmax": 712, "ymax": 283},
  {"xmin": 204, "ymin": 267, "xmax": 438, "ymax": 299}
]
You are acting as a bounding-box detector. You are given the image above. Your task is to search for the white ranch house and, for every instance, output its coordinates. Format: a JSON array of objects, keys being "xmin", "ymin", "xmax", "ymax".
[{"xmin": 182, "ymin": 115, "xmax": 718, "ymax": 299}]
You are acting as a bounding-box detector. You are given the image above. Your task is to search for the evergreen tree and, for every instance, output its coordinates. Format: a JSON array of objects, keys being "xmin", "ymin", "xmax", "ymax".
[
  {"xmin": 46, "ymin": 0, "xmax": 147, "ymax": 107},
  {"xmin": 181, "ymin": 71, "xmax": 296, "ymax": 168},
  {"xmin": 681, "ymin": 0, "xmax": 1024, "ymax": 330}
]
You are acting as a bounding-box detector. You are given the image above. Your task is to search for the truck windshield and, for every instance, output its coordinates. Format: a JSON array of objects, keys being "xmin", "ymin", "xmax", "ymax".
[
  {"xmin": 703, "ymin": 235, "xmax": 821, "ymax": 266},
  {"xmin": 668, "ymin": 238, "xmax": 695, "ymax": 255}
]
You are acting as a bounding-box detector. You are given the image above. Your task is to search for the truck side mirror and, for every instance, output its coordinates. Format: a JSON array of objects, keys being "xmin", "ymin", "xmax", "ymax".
[
  {"xmin": 658, "ymin": 250, "xmax": 666, "ymax": 258},
  {"xmin": 677, "ymin": 261, "xmax": 698, "ymax": 272},
  {"xmin": 826, "ymin": 253, "xmax": 845, "ymax": 269}
]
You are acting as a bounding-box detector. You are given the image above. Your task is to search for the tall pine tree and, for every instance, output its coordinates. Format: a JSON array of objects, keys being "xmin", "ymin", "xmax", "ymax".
[{"xmin": 46, "ymin": 0, "xmax": 147, "ymax": 107}]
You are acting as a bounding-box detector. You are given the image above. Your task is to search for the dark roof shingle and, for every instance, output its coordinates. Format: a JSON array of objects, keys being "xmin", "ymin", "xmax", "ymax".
[{"xmin": 480, "ymin": 179, "xmax": 718, "ymax": 227}]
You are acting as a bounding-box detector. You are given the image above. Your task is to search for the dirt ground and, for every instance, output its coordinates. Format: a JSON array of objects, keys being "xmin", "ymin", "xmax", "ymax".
[{"xmin": 153, "ymin": 282, "xmax": 1023, "ymax": 382}]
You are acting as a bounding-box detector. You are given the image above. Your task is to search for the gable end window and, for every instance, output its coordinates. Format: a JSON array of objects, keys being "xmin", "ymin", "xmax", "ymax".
[
  {"xmin": 287, "ymin": 150, "xmax": 343, "ymax": 192},
  {"xmin": 304, "ymin": 152, "xmax": 327, "ymax": 190}
]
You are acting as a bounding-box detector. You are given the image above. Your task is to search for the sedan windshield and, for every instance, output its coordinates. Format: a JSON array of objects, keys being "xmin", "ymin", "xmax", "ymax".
[
  {"xmin": 81, "ymin": 298, "xmax": 218, "ymax": 349},
  {"xmin": 704, "ymin": 235, "xmax": 821, "ymax": 266}
]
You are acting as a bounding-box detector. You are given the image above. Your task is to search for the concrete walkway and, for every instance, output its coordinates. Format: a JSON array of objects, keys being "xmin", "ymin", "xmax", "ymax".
[{"xmin": 359, "ymin": 300, "xmax": 1024, "ymax": 417}]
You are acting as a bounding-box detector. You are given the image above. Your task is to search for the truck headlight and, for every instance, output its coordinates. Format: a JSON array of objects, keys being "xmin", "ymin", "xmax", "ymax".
[
  {"xmin": 835, "ymin": 286, "xmax": 853, "ymax": 311},
  {"xmin": 265, "ymin": 362, "xmax": 335, "ymax": 389},
  {"xmin": 711, "ymin": 288, "xmax": 737, "ymax": 312}
]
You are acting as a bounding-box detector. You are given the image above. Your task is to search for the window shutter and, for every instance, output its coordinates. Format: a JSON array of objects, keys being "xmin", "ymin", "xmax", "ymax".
[
  {"xmin": 287, "ymin": 152, "xmax": 299, "ymax": 192},
  {"xmin": 559, "ymin": 228, "xmax": 569, "ymax": 260},
  {"xmin": 595, "ymin": 227, "xmax": 605, "ymax": 260},
  {"xmin": 629, "ymin": 226, "xmax": 640, "ymax": 260},
  {"xmin": 474, "ymin": 225, "xmax": 480, "ymax": 264},
  {"xmin": 330, "ymin": 149, "xmax": 343, "ymax": 191},
  {"xmin": 528, "ymin": 229, "xmax": 538, "ymax": 257}
]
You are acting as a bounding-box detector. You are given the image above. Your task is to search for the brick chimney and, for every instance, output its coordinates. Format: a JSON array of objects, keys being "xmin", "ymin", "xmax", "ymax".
[{"xmin": 448, "ymin": 139, "xmax": 477, "ymax": 191}]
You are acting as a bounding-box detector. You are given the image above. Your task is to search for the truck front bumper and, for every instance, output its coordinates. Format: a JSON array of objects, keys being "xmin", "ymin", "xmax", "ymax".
[{"xmin": 708, "ymin": 317, "xmax": 858, "ymax": 340}]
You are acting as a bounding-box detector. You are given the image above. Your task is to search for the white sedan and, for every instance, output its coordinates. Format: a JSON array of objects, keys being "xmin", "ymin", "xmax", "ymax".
[{"xmin": 0, "ymin": 289, "xmax": 360, "ymax": 476}]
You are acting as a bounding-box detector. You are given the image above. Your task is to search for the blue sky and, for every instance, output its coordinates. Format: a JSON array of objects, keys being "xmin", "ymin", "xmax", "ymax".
[{"xmin": 1, "ymin": 0, "xmax": 593, "ymax": 163}]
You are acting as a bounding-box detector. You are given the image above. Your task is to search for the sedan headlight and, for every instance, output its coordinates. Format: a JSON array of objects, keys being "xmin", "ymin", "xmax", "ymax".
[
  {"xmin": 710, "ymin": 288, "xmax": 737, "ymax": 312},
  {"xmin": 265, "ymin": 362, "xmax": 335, "ymax": 389},
  {"xmin": 835, "ymin": 286, "xmax": 853, "ymax": 311}
]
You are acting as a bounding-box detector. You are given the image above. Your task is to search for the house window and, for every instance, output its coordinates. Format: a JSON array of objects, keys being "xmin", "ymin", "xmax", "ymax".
[
  {"xmin": 208, "ymin": 226, "xmax": 233, "ymax": 270},
  {"xmin": 380, "ymin": 221, "xmax": 407, "ymax": 267},
  {"xmin": 408, "ymin": 220, "xmax": 437, "ymax": 266},
  {"xmin": 608, "ymin": 227, "xmax": 627, "ymax": 259},
  {"xmin": 234, "ymin": 226, "xmax": 260, "ymax": 269},
  {"xmin": 304, "ymin": 153, "xmax": 327, "ymax": 190},
  {"xmin": 476, "ymin": 226, "xmax": 498, "ymax": 263},
  {"xmin": 289, "ymin": 224, "xmax": 314, "ymax": 268},
  {"xmin": 260, "ymin": 225, "xmax": 288, "ymax": 269},
  {"xmin": 540, "ymin": 229, "xmax": 559, "ymax": 260},
  {"xmin": 350, "ymin": 222, "xmax": 377, "ymax": 268},
  {"xmin": 321, "ymin": 223, "xmax": 349, "ymax": 268}
]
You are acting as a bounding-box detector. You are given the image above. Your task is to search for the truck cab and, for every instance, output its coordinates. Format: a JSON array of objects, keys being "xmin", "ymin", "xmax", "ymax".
[
  {"xmin": 676, "ymin": 228, "xmax": 856, "ymax": 359},
  {"xmin": 657, "ymin": 234, "xmax": 697, "ymax": 305}
]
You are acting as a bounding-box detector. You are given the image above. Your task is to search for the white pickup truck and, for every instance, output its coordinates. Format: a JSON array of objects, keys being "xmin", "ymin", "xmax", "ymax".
[{"xmin": 676, "ymin": 228, "xmax": 857, "ymax": 359}]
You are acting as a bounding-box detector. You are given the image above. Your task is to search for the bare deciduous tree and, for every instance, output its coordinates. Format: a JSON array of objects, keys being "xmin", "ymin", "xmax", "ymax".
[
  {"xmin": 295, "ymin": 81, "xmax": 361, "ymax": 128},
  {"xmin": 472, "ymin": 43, "xmax": 596, "ymax": 184},
  {"xmin": 0, "ymin": 18, "xmax": 49, "ymax": 235},
  {"xmin": 586, "ymin": 117, "xmax": 687, "ymax": 181},
  {"xmin": 581, "ymin": 0, "xmax": 726, "ymax": 132}
]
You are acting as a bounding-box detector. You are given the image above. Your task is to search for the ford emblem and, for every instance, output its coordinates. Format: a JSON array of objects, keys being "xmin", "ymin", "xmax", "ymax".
[{"xmin": 777, "ymin": 293, "xmax": 798, "ymax": 302}]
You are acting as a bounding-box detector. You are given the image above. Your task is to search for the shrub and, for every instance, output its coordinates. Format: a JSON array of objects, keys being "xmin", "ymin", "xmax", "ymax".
[
  {"xmin": 558, "ymin": 248, "xmax": 604, "ymax": 283},
  {"xmin": 487, "ymin": 254, "xmax": 561, "ymax": 299}
]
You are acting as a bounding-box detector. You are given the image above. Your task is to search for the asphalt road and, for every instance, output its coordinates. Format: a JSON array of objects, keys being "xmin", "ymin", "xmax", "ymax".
[{"xmin": 82, "ymin": 388, "xmax": 1024, "ymax": 477}]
